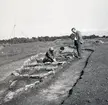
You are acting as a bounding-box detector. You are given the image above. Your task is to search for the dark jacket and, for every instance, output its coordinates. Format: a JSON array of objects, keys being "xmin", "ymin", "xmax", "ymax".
[
  {"xmin": 70, "ymin": 31, "xmax": 83, "ymax": 43},
  {"xmin": 43, "ymin": 50, "xmax": 54, "ymax": 63}
]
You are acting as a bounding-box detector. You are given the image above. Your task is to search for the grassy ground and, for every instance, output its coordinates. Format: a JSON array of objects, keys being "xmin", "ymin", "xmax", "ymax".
[
  {"xmin": 0, "ymin": 38, "xmax": 74, "ymax": 66},
  {"xmin": 0, "ymin": 37, "xmax": 103, "ymax": 66},
  {"xmin": 0, "ymin": 39, "xmax": 101, "ymax": 78},
  {"xmin": 0, "ymin": 41, "xmax": 55, "ymax": 66},
  {"xmin": 0, "ymin": 41, "xmax": 54, "ymax": 81},
  {"xmin": 0, "ymin": 39, "xmax": 73, "ymax": 80}
]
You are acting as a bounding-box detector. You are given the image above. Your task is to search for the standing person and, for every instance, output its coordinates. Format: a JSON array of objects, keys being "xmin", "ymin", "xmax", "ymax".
[{"xmin": 70, "ymin": 28, "xmax": 83, "ymax": 58}]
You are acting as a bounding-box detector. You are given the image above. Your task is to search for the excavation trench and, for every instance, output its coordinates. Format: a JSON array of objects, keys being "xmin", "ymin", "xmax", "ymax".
[
  {"xmin": 0, "ymin": 46, "xmax": 76, "ymax": 104},
  {"xmin": 61, "ymin": 49, "xmax": 94, "ymax": 105},
  {"xmin": 0, "ymin": 47, "xmax": 94, "ymax": 105}
]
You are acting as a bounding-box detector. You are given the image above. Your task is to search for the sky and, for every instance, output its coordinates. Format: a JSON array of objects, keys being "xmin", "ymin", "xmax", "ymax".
[{"xmin": 0, "ymin": 0, "xmax": 108, "ymax": 39}]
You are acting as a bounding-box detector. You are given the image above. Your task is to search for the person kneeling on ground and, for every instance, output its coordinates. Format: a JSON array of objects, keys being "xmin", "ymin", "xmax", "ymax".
[{"xmin": 43, "ymin": 47, "xmax": 56, "ymax": 63}]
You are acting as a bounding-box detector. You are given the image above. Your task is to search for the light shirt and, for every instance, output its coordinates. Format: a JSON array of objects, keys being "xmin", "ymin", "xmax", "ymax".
[{"xmin": 74, "ymin": 36, "xmax": 77, "ymax": 40}]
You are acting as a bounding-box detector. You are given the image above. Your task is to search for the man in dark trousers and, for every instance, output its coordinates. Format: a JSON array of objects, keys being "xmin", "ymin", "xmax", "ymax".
[
  {"xmin": 70, "ymin": 28, "xmax": 83, "ymax": 58},
  {"xmin": 43, "ymin": 47, "xmax": 56, "ymax": 63}
]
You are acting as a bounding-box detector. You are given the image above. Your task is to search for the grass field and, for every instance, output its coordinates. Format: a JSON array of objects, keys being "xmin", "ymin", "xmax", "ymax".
[
  {"xmin": 0, "ymin": 37, "xmax": 104, "ymax": 67},
  {"xmin": 0, "ymin": 41, "xmax": 54, "ymax": 66},
  {"xmin": 0, "ymin": 39, "xmax": 73, "ymax": 81},
  {"xmin": 0, "ymin": 38, "xmax": 75, "ymax": 66}
]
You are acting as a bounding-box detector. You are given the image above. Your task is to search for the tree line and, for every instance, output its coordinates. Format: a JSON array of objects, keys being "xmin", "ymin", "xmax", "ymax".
[
  {"xmin": 0, "ymin": 36, "xmax": 69, "ymax": 44},
  {"xmin": 83, "ymin": 34, "xmax": 108, "ymax": 39},
  {"xmin": 0, "ymin": 34, "xmax": 107, "ymax": 44}
]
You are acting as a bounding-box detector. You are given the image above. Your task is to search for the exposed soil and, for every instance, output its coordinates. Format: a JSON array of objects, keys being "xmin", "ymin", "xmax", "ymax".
[
  {"xmin": 2, "ymin": 50, "xmax": 92, "ymax": 105},
  {"xmin": 63, "ymin": 43, "xmax": 108, "ymax": 105}
]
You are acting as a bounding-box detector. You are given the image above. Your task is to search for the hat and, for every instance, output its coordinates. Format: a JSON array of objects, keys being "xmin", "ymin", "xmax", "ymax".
[
  {"xmin": 60, "ymin": 46, "xmax": 64, "ymax": 50},
  {"xmin": 49, "ymin": 47, "xmax": 54, "ymax": 51}
]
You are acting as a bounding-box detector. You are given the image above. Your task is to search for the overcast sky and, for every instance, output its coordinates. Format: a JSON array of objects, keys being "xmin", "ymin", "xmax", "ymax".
[{"xmin": 0, "ymin": 0, "xmax": 108, "ymax": 39}]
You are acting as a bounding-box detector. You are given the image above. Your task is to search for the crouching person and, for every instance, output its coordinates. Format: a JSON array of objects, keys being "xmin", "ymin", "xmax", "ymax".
[{"xmin": 43, "ymin": 47, "xmax": 56, "ymax": 63}]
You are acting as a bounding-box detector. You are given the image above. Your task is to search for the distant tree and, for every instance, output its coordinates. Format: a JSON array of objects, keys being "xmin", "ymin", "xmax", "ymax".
[
  {"xmin": 106, "ymin": 36, "xmax": 108, "ymax": 38},
  {"xmin": 0, "ymin": 35, "xmax": 70, "ymax": 44},
  {"xmin": 32, "ymin": 37, "xmax": 38, "ymax": 41},
  {"xmin": 102, "ymin": 35, "xmax": 106, "ymax": 38},
  {"xmin": 83, "ymin": 34, "xmax": 100, "ymax": 39}
]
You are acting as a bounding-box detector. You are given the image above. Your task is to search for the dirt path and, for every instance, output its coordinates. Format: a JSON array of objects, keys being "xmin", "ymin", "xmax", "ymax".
[
  {"xmin": 63, "ymin": 43, "xmax": 108, "ymax": 105},
  {"xmin": 3, "ymin": 50, "xmax": 92, "ymax": 105}
]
